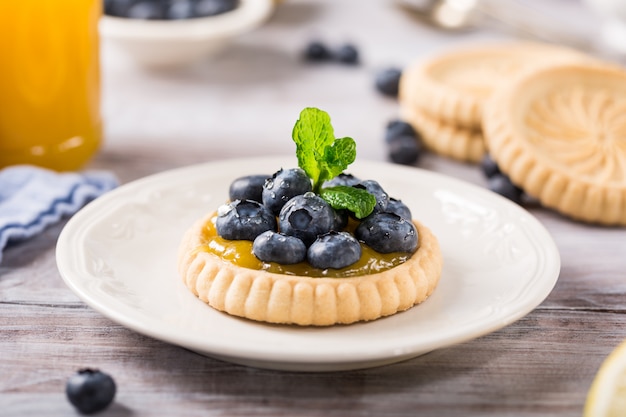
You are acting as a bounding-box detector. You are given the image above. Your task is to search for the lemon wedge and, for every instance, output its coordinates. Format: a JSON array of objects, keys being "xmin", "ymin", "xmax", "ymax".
[{"xmin": 584, "ymin": 339, "xmax": 626, "ymax": 417}]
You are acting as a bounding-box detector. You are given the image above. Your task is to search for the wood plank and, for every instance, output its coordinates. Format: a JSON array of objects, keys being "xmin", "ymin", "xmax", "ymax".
[{"xmin": 2, "ymin": 301, "xmax": 625, "ymax": 416}]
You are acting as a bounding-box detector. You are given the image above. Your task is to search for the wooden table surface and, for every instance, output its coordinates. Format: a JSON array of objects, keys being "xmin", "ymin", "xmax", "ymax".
[{"xmin": 2, "ymin": 1, "xmax": 626, "ymax": 416}]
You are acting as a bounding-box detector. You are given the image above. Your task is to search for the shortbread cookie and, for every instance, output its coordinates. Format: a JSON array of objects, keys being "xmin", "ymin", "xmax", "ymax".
[
  {"xmin": 401, "ymin": 105, "xmax": 485, "ymax": 163},
  {"xmin": 178, "ymin": 212, "xmax": 443, "ymax": 326},
  {"xmin": 400, "ymin": 42, "xmax": 586, "ymax": 129},
  {"xmin": 483, "ymin": 62, "xmax": 626, "ymax": 225}
]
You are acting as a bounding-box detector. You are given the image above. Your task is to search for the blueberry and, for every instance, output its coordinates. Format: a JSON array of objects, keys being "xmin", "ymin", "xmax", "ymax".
[
  {"xmin": 127, "ymin": 1, "xmax": 165, "ymax": 19},
  {"xmin": 308, "ymin": 231, "xmax": 362, "ymax": 269},
  {"xmin": 385, "ymin": 120, "xmax": 416, "ymax": 143},
  {"xmin": 336, "ymin": 44, "xmax": 359, "ymax": 65},
  {"xmin": 304, "ymin": 40, "xmax": 332, "ymax": 62},
  {"xmin": 355, "ymin": 213, "xmax": 418, "ymax": 253},
  {"xmin": 253, "ymin": 231, "xmax": 307, "ymax": 264},
  {"xmin": 104, "ymin": 0, "xmax": 134, "ymax": 17},
  {"xmin": 229, "ymin": 174, "xmax": 269, "ymax": 203},
  {"xmin": 279, "ymin": 193, "xmax": 335, "ymax": 246},
  {"xmin": 262, "ymin": 168, "xmax": 312, "ymax": 215},
  {"xmin": 354, "ymin": 180, "xmax": 389, "ymax": 214},
  {"xmin": 375, "ymin": 67, "xmax": 402, "ymax": 97},
  {"xmin": 388, "ymin": 135, "xmax": 422, "ymax": 165},
  {"xmin": 488, "ymin": 174, "xmax": 523, "ymax": 204},
  {"xmin": 385, "ymin": 198, "xmax": 412, "ymax": 220},
  {"xmin": 333, "ymin": 209, "xmax": 349, "ymax": 231},
  {"xmin": 194, "ymin": 0, "xmax": 238, "ymax": 17},
  {"xmin": 66, "ymin": 368, "xmax": 116, "ymax": 415},
  {"xmin": 166, "ymin": 0, "xmax": 195, "ymax": 19},
  {"xmin": 216, "ymin": 200, "xmax": 276, "ymax": 241},
  {"xmin": 480, "ymin": 154, "xmax": 501, "ymax": 178},
  {"xmin": 322, "ymin": 173, "xmax": 361, "ymax": 188}
]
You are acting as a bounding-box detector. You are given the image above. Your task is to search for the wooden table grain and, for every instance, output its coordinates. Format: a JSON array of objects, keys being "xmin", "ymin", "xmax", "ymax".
[{"xmin": 2, "ymin": 1, "xmax": 625, "ymax": 416}]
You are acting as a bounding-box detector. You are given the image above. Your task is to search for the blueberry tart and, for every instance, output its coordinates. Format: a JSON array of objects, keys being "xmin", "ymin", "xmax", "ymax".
[{"xmin": 178, "ymin": 108, "xmax": 443, "ymax": 325}]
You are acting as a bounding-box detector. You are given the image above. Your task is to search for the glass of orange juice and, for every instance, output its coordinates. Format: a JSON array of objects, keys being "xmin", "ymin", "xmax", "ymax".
[{"xmin": 0, "ymin": 0, "xmax": 102, "ymax": 171}]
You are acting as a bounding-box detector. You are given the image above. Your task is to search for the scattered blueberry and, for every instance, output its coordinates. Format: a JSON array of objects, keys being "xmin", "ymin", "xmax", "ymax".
[
  {"xmin": 375, "ymin": 67, "xmax": 402, "ymax": 97},
  {"xmin": 385, "ymin": 198, "xmax": 412, "ymax": 220},
  {"xmin": 355, "ymin": 213, "xmax": 418, "ymax": 253},
  {"xmin": 480, "ymin": 154, "xmax": 501, "ymax": 178},
  {"xmin": 354, "ymin": 180, "xmax": 389, "ymax": 214},
  {"xmin": 304, "ymin": 40, "xmax": 332, "ymax": 62},
  {"xmin": 336, "ymin": 44, "xmax": 359, "ymax": 65},
  {"xmin": 66, "ymin": 368, "xmax": 116, "ymax": 415},
  {"xmin": 488, "ymin": 175, "xmax": 524, "ymax": 204},
  {"xmin": 229, "ymin": 174, "xmax": 269, "ymax": 203},
  {"xmin": 195, "ymin": 0, "xmax": 238, "ymax": 17},
  {"xmin": 279, "ymin": 193, "xmax": 335, "ymax": 246},
  {"xmin": 385, "ymin": 120, "xmax": 416, "ymax": 143},
  {"xmin": 216, "ymin": 200, "xmax": 277, "ymax": 241},
  {"xmin": 388, "ymin": 135, "xmax": 422, "ymax": 165},
  {"xmin": 308, "ymin": 231, "xmax": 362, "ymax": 269},
  {"xmin": 253, "ymin": 231, "xmax": 307, "ymax": 264},
  {"xmin": 262, "ymin": 168, "xmax": 313, "ymax": 215},
  {"xmin": 322, "ymin": 173, "xmax": 361, "ymax": 188},
  {"xmin": 303, "ymin": 40, "xmax": 363, "ymax": 65}
]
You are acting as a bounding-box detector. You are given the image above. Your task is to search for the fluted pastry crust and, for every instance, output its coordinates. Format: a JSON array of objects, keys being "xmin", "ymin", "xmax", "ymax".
[
  {"xmin": 401, "ymin": 105, "xmax": 485, "ymax": 163},
  {"xmin": 483, "ymin": 62, "xmax": 626, "ymax": 225},
  {"xmin": 178, "ymin": 212, "xmax": 443, "ymax": 326},
  {"xmin": 399, "ymin": 42, "xmax": 585, "ymax": 129}
]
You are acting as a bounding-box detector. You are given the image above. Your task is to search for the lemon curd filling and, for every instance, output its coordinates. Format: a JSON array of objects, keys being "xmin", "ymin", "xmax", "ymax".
[{"xmin": 194, "ymin": 215, "xmax": 413, "ymax": 278}]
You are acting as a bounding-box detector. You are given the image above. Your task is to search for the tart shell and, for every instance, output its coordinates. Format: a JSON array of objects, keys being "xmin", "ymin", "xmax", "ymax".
[{"xmin": 178, "ymin": 212, "xmax": 443, "ymax": 326}]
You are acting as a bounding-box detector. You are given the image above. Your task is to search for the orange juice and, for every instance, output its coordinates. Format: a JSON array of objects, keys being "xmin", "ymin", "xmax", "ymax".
[{"xmin": 0, "ymin": 0, "xmax": 102, "ymax": 171}]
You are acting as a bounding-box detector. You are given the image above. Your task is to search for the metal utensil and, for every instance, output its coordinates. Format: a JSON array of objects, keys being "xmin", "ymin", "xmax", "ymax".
[{"xmin": 399, "ymin": 0, "xmax": 595, "ymax": 52}]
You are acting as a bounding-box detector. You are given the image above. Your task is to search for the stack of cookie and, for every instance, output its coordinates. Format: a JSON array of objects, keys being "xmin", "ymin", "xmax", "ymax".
[
  {"xmin": 399, "ymin": 42, "xmax": 584, "ymax": 163},
  {"xmin": 400, "ymin": 41, "xmax": 626, "ymax": 226}
]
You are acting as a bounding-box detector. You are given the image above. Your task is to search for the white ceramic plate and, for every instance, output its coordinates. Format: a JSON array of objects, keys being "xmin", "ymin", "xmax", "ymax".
[{"xmin": 57, "ymin": 157, "xmax": 560, "ymax": 372}]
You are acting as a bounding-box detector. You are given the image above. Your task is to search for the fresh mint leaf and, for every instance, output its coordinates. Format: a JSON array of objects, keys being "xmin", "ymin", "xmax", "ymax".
[
  {"xmin": 319, "ymin": 136, "xmax": 356, "ymax": 185},
  {"xmin": 319, "ymin": 186, "xmax": 376, "ymax": 219},
  {"xmin": 291, "ymin": 107, "xmax": 376, "ymax": 218},
  {"xmin": 292, "ymin": 107, "xmax": 335, "ymax": 186}
]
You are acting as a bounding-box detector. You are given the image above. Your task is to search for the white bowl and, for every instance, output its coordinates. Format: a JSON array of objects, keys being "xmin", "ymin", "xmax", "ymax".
[{"xmin": 100, "ymin": 0, "xmax": 274, "ymax": 69}]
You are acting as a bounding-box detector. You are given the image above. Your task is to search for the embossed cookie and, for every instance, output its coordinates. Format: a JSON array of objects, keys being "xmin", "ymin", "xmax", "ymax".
[
  {"xmin": 400, "ymin": 42, "xmax": 585, "ymax": 129},
  {"xmin": 483, "ymin": 62, "xmax": 626, "ymax": 225},
  {"xmin": 398, "ymin": 42, "xmax": 587, "ymax": 163},
  {"xmin": 178, "ymin": 212, "xmax": 443, "ymax": 326}
]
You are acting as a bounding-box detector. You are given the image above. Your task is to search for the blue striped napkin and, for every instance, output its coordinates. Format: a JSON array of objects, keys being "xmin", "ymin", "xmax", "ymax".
[{"xmin": 0, "ymin": 165, "xmax": 118, "ymax": 264}]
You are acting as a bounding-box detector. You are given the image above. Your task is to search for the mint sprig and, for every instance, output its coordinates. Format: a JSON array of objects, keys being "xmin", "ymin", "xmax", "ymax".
[
  {"xmin": 292, "ymin": 107, "xmax": 375, "ymax": 218},
  {"xmin": 319, "ymin": 186, "xmax": 376, "ymax": 219}
]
